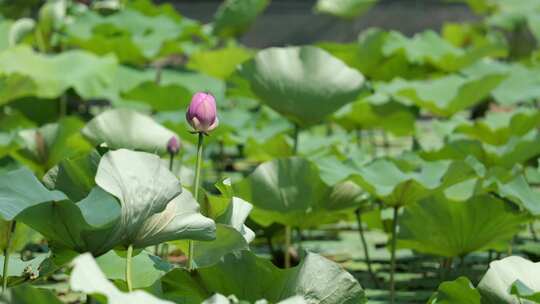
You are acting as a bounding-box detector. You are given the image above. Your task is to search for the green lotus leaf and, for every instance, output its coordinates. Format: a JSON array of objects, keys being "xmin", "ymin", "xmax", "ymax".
[
  {"xmin": 421, "ymin": 131, "xmax": 540, "ymax": 168},
  {"xmin": 42, "ymin": 150, "xmax": 100, "ymax": 202},
  {"xmin": 216, "ymin": 197, "xmax": 255, "ymax": 242},
  {"xmin": 121, "ymin": 81, "xmax": 192, "ymax": 112},
  {"xmin": 0, "ymin": 46, "xmax": 117, "ymax": 103},
  {"xmin": 18, "ymin": 187, "xmax": 121, "ymax": 255},
  {"xmin": 1, "ymin": 284, "xmax": 63, "ymax": 304},
  {"xmin": 497, "ymin": 175, "xmax": 540, "ymax": 216},
  {"xmin": 428, "ymin": 277, "xmax": 481, "ymax": 304},
  {"xmin": 0, "ymin": 220, "xmax": 42, "ymax": 254},
  {"xmin": 320, "ymin": 28, "xmax": 505, "ymax": 80},
  {"xmin": 349, "ymin": 156, "xmax": 479, "ymax": 206},
  {"xmin": 187, "ymin": 46, "xmax": 254, "ymax": 79},
  {"xmin": 96, "ymin": 250, "xmax": 173, "ymax": 289},
  {"xmin": 478, "ymin": 256, "xmax": 540, "ymax": 303},
  {"xmin": 463, "ymin": 61, "xmax": 540, "ymax": 105},
  {"xmin": 8, "ymin": 18, "xmax": 35, "ymax": 47},
  {"xmin": 314, "ymin": 0, "xmax": 378, "ymax": 19},
  {"xmin": 82, "ymin": 109, "xmax": 178, "ymax": 154},
  {"xmin": 0, "ymin": 167, "xmax": 66, "ymax": 221},
  {"xmin": 375, "ymin": 71, "xmax": 506, "ymax": 116},
  {"xmin": 175, "ymin": 224, "xmax": 249, "ymax": 269},
  {"xmin": 105, "ymin": 66, "xmax": 226, "ymax": 103},
  {"xmin": 161, "ymin": 250, "xmax": 366, "ymax": 304},
  {"xmin": 11, "ymin": 117, "xmax": 93, "ymax": 175},
  {"xmin": 70, "ymin": 253, "xmax": 174, "ymax": 304},
  {"xmin": 238, "ymin": 46, "xmax": 365, "ymax": 127},
  {"xmin": 202, "ymin": 294, "xmax": 307, "ymax": 304},
  {"xmin": 453, "ymin": 108, "xmax": 540, "ymax": 145},
  {"xmin": 212, "ymin": 0, "xmax": 269, "ymax": 38},
  {"xmin": 95, "ymin": 149, "xmax": 215, "ymax": 249},
  {"xmin": 398, "ymin": 194, "xmax": 525, "ymax": 257},
  {"xmin": 66, "ymin": 8, "xmax": 193, "ymax": 63},
  {"xmin": 333, "ymin": 98, "xmax": 416, "ymax": 136},
  {"xmin": 510, "ymin": 279, "xmax": 540, "ymax": 303},
  {"xmin": 381, "ymin": 30, "xmax": 505, "ymax": 72},
  {"xmin": 233, "ymin": 157, "xmax": 364, "ymax": 227}
]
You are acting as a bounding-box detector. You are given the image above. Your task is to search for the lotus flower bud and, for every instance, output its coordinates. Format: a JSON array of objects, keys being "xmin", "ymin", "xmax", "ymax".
[
  {"xmin": 186, "ymin": 92, "xmax": 218, "ymax": 133},
  {"xmin": 167, "ymin": 136, "xmax": 180, "ymax": 155}
]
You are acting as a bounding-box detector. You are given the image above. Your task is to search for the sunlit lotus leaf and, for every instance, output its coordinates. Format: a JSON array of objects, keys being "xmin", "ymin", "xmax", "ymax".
[
  {"xmin": 233, "ymin": 157, "xmax": 364, "ymax": 227},
  {"xmin": 65, "ymin": 8, "xmax": 199, "ymax": 63},
  {"xmin": 1, "ymin": 284, "xmax": 62, "ymax": 304},
  {"xmin": 374, "ymin": 71, "xmax": 506, "ymax": 116},
  {"xmin": 121, "ymin": 81, "xmax": 192, "ymax": 112},
  {"xmin": 428, "ymin": 277, "xmax": 481, "ymax": 304},
  {"xmin": 497, "ymin": 175, "xmax": 540, "ymax": 216},
  {"xmin": 11, "ymin": 117, "xmax": 93, "ymax": 175},
  {"xmin": 453, "ymin": 108, "xmax": 540, "ymax": 145},
  {"xmin": 212, "ymin": 0, "xmax": 269, "ymax": 38},
  {"xmin": 95, "ymin": 149, "xmax": 215, "ymax": 249},
  {"xmin": 349, "ymin": 156, "xmax": 480, "ymax": 206},
  {"xmin": 96, "ymin": 250, "xmax": 173, "ymax": 289},
  {"xmin": 422, "ymin": 130, "xmax": 540, "ymax": 168},
  {"xmin": 0, "ymin": 46, "xmax": 116, "ymax": 104},
  {"xmin": 42, "ymin": 150, "xmax": 100, "ymax": 202},
  {"xmin": 238, "ymin": 46, "xmax": 365, "ymax": 127},
  {"xmin": 478, "ymin": 256, "xmax": 540, "ymax": 304},
  {"xmin": 70, "ymin": 253, "xmax": 174, "ymax": 304},
  {"xmin": 18, "ymin": 187, "xmax": 121, "ymax": 255},
  {"xmin": 0, "ymin": 167, "xmax": 66, "ymax": 221},
  {"xmin": 82, "ymin": 109, "xmax": 177, "ymax": 154},
  {"xmin": 463, "ymin": 61, "xmax": 540, "ymax": 105},
  {"xmin": 398, "ymin": 194, "xmax": 525, "ymax": 257},
  {"xmin": 314, "ymin": 0, "xmax": 378, "ymax": 19},
  {"xmin": 161, "ymin": 250, "xmax": 366, "ymax": 304},
  {"xmin": 187, "ymin": 46, "xmax": 253, "ymax": 79},
  {"xmin": 333, "ymin": 98, "xmax": 416, "ymax": 136},
  {"xmin": 22, "ymin": 149, "xmax": 215, "ymax": 255}
]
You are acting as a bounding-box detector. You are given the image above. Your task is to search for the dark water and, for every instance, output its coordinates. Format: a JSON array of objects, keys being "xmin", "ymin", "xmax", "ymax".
[{"xmin": 161, "ymin": 0, "xmax": 478, "ymax": 47}]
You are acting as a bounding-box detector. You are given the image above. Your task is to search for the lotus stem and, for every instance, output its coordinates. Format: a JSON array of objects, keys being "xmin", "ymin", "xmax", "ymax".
[
  {"xmin": 355, "ymin": 129, "xmax": 362, "ymax": 148},
  {"xmin": 2, "ymin": 221, "xmax": 15, "ymax": 293},
  {"xmin": 59, "ymin": 94, "xmax": 67, "ymax": 117},
  {"xmin": 383, "ymin": 131, "xmax": 390, "ymax": 156},
  {"xmin": 284, "ymin": 225, "xmax": 291, "ymax": 268},
  {"xmin": 389, "ymin": 206, "xmax": 399, "ymax": 304},
  {"xmin": 530, "ymin": 221, "xmax": 538, "ymax": 241},
  {"xmin": 354, "ymin": 209, "xmax": 379, "ymax": 288},
  {"xmin": 126, "ymin": 244, "xmax": 133, "ymax": 292},
  {"xmin": 292, "ymin": 124, "xmax": 300, "ymax": 155},
  {"xmin": 283, "ymin": 124, "xmax": 300, "ymax": 269},
  {"xmin": 188, "ymin": 132, "xmax": 204, "ymax": 271}
]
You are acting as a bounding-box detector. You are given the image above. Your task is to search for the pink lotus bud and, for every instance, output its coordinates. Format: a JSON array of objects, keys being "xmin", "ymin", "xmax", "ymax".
[
  {"xmin": 167, "ymin": 136, "xmax": 180, "ymax": 155},
  {"xmin": 186, "ymin": 92, "xmax": 218, "ymax": 133}
]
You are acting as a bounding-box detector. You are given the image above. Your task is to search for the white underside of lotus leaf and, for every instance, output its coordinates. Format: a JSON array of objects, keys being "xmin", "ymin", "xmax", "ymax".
[
  {"xmin": 94, "ymin": 149, "xmax": 215, "ymax": 251},
  {"xmin": 478, "ymin": 256, "xmax": 540, "ymax": 304}
]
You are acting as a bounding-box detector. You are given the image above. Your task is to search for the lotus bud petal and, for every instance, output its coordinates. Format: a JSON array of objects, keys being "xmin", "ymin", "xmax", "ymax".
[
  {"xmin": 186, "ymin": 92, "xmax": 218, "ymax": 133},
  {"xmin": 167, "ymin": 136, "xmax": 180, "ymax": 155}
]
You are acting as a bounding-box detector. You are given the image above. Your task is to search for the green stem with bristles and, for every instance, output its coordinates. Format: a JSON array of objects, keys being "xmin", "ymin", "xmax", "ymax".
[
  {"xmin": 2, "ymin": 221, "xmax": 15, "ymax": 293},
  {"xmin": 126, "ymin": 244, "xmax": 133, "ymax": 292},
  {"xmin": 188, "ymin": 133, "xmax": 204, "ymax": 271}
]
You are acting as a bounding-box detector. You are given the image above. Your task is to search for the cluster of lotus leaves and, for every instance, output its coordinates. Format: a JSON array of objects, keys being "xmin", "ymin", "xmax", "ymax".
[
  {"xmin": 0, "ymin": 149, "xmax": 215, "ymax": 256},
  {"xmin": 232, "ymin": 157, "xmax": 365, "ymax": 228}
]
